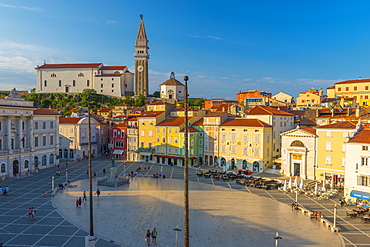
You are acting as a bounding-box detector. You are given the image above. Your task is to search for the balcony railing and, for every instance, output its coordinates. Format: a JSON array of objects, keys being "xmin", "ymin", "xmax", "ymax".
[{"xmin": 13, "ymin": 149, "xmax": 21, "ymax": 154}]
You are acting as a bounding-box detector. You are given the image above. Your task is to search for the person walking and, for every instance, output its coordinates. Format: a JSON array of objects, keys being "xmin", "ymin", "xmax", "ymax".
[
  {"xmin": 4, "ymin": 186, "xmax": 9, "ymax": 196},
  {"xmin": 78, "ymin": 197, "xmax": 82, "ymax": 207},
  {"xmin": 76, "ymin": 199, "xmax": 79, "ymax": 209},
  {"xmin": 145, "ymin": 229, "xmax": 151, "ymax": 246},
  {"xmin": 94, "ymin": 171, "xmax": 97, "ymax": 178},
  {"xmin": 103, "ymin": 168, "xmax": 106, "ymax": 175},
  {"xmin": 0, "ymin": 186, "xmax": 2, "ymax": 196},
  {"xmin": 31, "ymin": 207, "xmax": 36, "ymax": 220},
  {"xmin": 151, "ymin": 228, "xmax": 158, "ymax": 245},
  {"xmin": 28, "ymin": 208, "xmax": 32, "ymax": 220},
  {"xmin": 83, "ymin": 191, "xmax": 87, "ymax": 201},
  {"xmin": 96, "ymin": 189, "xmax": 100, "ymax": 198}
]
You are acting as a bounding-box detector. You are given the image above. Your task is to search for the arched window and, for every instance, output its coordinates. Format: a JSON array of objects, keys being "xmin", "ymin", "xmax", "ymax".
[
  {"xmin": 25, "ymin": 160, "xmax": 29, "ymax": 169},
  {"xmin": 42, "ymin": 155, "xmax": 47, "ymax": 166},
  {"xmin": 59, "ymin": 149, "xmax": 62, "ymax": 159},
  {"xmin": 1, "ymin": 163, "xmax": 5, "ymax": 173},
  {"xmin": 69, "ymin": 150, "xmax": 74, "ymax": 159},
  {"xmin": 49, "ymin": 154, "xmax": 54, "ymax": 165},
  {"xmin": 78, "ymin": 73, "xmax": 84, "ymax": 77},
  {"xmin": 34, "ymin": 156, "xmax": 39, "ymax": 168},
  {"xmin": 64, "ymin": 149, "xmax": 68, "ymax": 159},
  {"xmin": 291, "ymin": 140, "xmax": 305, "ymax": 147}
]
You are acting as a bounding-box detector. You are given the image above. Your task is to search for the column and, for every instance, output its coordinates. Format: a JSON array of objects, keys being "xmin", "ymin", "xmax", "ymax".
[
  {"xmin": 7, "ymin": 116, "xmax": 11, "ymax": 154},
  {"xmin": 287, "ymin": 152, "xmax": 292, "ymax": 176},
  {"xmin": 18, "ymin": 116, "xmax": 23, "ymax": 150},
  {"xmin": 29, "ymin": 116, "xmax": 34, "ymax": 151},
  {"xmin": 301, "ymin": 153, "xmax": 306, "ymax": 179}
]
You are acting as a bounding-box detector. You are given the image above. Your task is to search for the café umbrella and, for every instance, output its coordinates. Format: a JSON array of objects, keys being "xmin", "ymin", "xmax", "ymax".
[
  {"xmin": 314, "ymin": 182, "xmax": 318, "ymax": 195},
  {"xmin": 299, "ymin": 178, "xmax": 304, "ymax": 190},
  {"xmin": 294, "ymin": 176, "xmax": 299, "ymax": 188},
  {"xmin": 283, "ymin": 180, "xmax": 287, "ymax": 191},
  {"xmin": 288, "ymin": 177, "xmax": 292, "ymax": 189}
]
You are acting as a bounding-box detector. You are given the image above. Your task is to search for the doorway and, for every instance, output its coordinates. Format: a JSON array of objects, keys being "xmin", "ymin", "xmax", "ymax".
[
  {"xmin": 13, "ymin": 160, "xmax": 19, "ymax": 176},
  {"xmin": 293, "ymin": 163, "xmax": 300, "ymax": 176}
]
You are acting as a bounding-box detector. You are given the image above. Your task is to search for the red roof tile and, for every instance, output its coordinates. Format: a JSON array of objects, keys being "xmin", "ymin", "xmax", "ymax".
[
  {"xmin": 59, "ymin": 117, "xmax": 82, "ymax": 124},
  {"xmin": 301, "ymin": 127, "xmax": 316, "ymax": 135},
  {"xmin": 95, "ymin": 74, "xmax": 122, "ymax": 77},
  {"xmin": 180, "ymin": 126, "xmax": 199, "ymax": 132},
  {"xmin": 37, "ymin": 63, "xmax": 103, "ymax": 69},
  {"xmin": 34, "ymin": 108, "xmax": 60, "ymax": 115},
  {"xmin": 348, "ymin": 129, "xmax": 370, "ymax": 143},
  {"xmin": 315, "ymin": 121, "xmax": 357, "ymax": 129},
  {"xmin": 327, "ymin": 86, "xmax": 335, "ymax": 89},
  {"xmin": 156, "ymin": 117, "xmax": 185, "ymax": 126},
  {"xmin": 138, "ymin": 111, "xmax": 164, "ymax": 118},
  {"xmin": 220, "ymin": 118, "xmax": 272, "ymax": 127},
  {"xmin": 192, "ymin": 119, "xmax": 204, "ymax": 126},
  {"xmin": 100, "ymin": 66, "xmax": 127, "ymax": 70},
  {"xmin": 335, "ymin": 78, "xmax": 370, "ymax": 85},
  {"xmin": 247, "ymin": 105, "xmax": 294, "ymax": 116}
]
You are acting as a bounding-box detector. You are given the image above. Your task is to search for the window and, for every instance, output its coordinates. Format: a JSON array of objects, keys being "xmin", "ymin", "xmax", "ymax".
[
  {"xmin": 43, "ymin": 136, "xmax": 47, "ymax": 146},
  {"xmin": 326, "ymin": 131, "xmax": 332, "ymax": 137},
  {"xmin": 87, "ymin": 80, "xmax": 90, "ymax": 86},
  {"xmin": 162, "ymin": 128, "xmax": 166, "ymax": 133},
  {"xmin": 50, "ymin": 121, "xmax": 53, "ymax": 129},
  {"xmin": 326, "ymin": 142, "xmax": 332, "ymax": 151},
  {"xmin": 361, "ymin": 157, "xmax": 369, "ymax": 166},
  {"xmin": 156, "ymin": 128, "xmax": 160, "ymax": 133},
  {"xmin": 11, "ymin": 139, "xmax": 14, "ymax": 149},
  {"xmin": 42, "ymin": 155, "xmax": 47, "ymax": 166},
  {"xmin": 35, "ymin": 136, "xmax": 39, "ymax": 147},
  {"xmin": 162, "ymin": 147, "xmax": 165, "ymax": 153},
  {"xmin": 221, "ymin": 145, "xmax": 225, "ymax": 153},
  {"xmin": 366, "ymin": 86, "xmax": 369, "ymax": 90},
  {"xmin": 112, "ymin": 84, "xmax": 114, "ymax": 88},
  {"xmin": 175, "ymin": 148, "xmax": 179, "ymax": 154},
  {"xmin": 73, "ymin": 80, "xmax": 76, "ymax": 86},
  {"xmin": 156, "ymin": 137, "xmax": 160, "ymax": 142},
  {"xmin": 254, "ymin": 148, "xmax": 259, "ymax": 156},
  {"xmin": 168, "ymin": 147, "xmax": 172, "ymax": 153},
  {"xmin": 199, "ymin": 148, "xmax": 203, "ymax": 154},
  {"xmin": 221, "ymin": 134, "xmax": 226, "ymax": 141},
  {"xmin": 49, "ymin": 154, "xmax": 54, "ymax": 165},
  {"xmin": 362, "ymin": 146, "xmax": 369, "ymax": 151},
  {"xmin": 114, "ymin": 130, "xmax": 117, "ymax": 137},
  {"xmin": 59, "ymin": 80, "xmax": 62, "ymax": 87},
  {"xmin": 254, "ymin": 135, "xmax": 259, "ymax": 143},
  {"xmin": 1, "ymin": 163, "xmax": 5, "ymax": 173},
  {"xmin": 141, "ymin": 130, "xmax": 144, "ymax": 136},
  {"xmin": 174, "ymin": 137, "xmax": 178, "ymax": 144},
  {"xmin": 162, "ymin": 137, "xmax": 166, "ymax": 143},
  {"xmin": 267, "ymin": 135, "xmax": 270, "ymax": 143},
  {"xmin": 346, "ymin": 87, "xmax": 349, "ymax": 91},
  {"xmin": 149, "ymin": 130, "xmax": 153, "ymax": 137},
  {"xmin": 0, "ymin": 121, "xmax": 1, "ymax": 130},
  {"xmin": 101, "ymin": 84, "xmax": 103, "ymax": 88},
  {"xmin": 191, "ymin": 139, "xmax": 194, "ymax": 146},
  {"xmin": 354, "ymin": 86, "xmax": 357, "ymax": 91},
  {"xmin": 25, "ymin": 160, "xmax": 29, "ymax": 169},
  {"xmin": 338, "ymin": 87, "xmax": 341, "ymax": 91},
  {"xmin": 35, "ymin": 122, "xmax": 38, "ymax": 129},
  {"xmin": 168, "ymin": 137, "xmax": 172, "ymax": 143},
  {"xmin": 357, "ymin": 175, "xmax": 369, "ymax": 186},
  {"xmin": 43, "ymin": 122, "xmax": 46, "ymax": 129},
  {"xmin": 78, "ymin": 73, "xmax": 84, "ymax": 77},
  {"xmin": 50, "ymin": 135, "xmax": 54, "ymax": 145},
  {"xmin": 44, "ymin": 80, "xmax": 47, "ymax": 87},
  {"xmin": 156, "ymin": 146, "xmax": 160, "ymax": 152},
  {"xmin": 325, "ymin": 156, "xmax": 332, "ymax": 165},
  {"xmin": 51, "ymin": 73, "xmax": 56, "ymax": 77},
  {"xmin": 199, "ymin": 139, "xmax": 203, "ymax": 145},
  {"xmin": 231, "ymin": 134, "xmax": 236, "ymax": 142},
  {"xmin": 0, "ymin": 139, "xmax": 2, "ymax": 150},
  {"xmin": 243, "ymin": 147, "xmax": 247, "ymax": 155}
]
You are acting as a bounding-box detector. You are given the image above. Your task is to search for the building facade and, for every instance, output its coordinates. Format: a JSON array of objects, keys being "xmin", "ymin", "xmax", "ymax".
[{"xmin": 159, "ymin": 72, "xmax": 185, "ymax": 101}]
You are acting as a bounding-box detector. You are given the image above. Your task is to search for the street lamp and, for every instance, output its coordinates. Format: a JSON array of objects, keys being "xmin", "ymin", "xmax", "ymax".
[
  {"xmin": 85, "ymin": 98, "xmax": 95, "ymax": 246},
  {"xmin": 183, "ymin": 75, "xmax": 189, "ymax": 247}
]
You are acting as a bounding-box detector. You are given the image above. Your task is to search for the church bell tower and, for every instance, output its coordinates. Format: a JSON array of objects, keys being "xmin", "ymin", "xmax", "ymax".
[{"xmin": 134, "ymin": 15, "xmax": 149, "ymax": 96}]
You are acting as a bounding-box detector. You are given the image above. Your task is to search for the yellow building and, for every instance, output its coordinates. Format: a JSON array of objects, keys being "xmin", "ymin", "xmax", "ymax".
[
  {"xmin": 146, "ymin": 101, "xmax": 176, "ymax": 114},
  {"xmin": 170, "ymin": 108, "xmax": 207, "ymax": 118},
  {"xmin": 328, "ymin": 78, "xmax": 370, "ymax": 106},
  {"xmin": 97, "ymin": 108, "xmax": 112, "ymax": 119},
  {"xmin": 218, "ymin": 119, "xmax": 273, "ymax": 171},
  {"xmin": 296, "ymin": 88, "xmax": 325, "ymax": 107},
  {"xmin": 137, "ymin": 111, "xmax": 166, "ymax": 162},
  {"xmin": 315, "ymin": 121, "xmax": 357, "ymax": 183}
]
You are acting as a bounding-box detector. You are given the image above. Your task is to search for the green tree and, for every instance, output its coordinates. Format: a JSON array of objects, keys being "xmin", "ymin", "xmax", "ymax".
[
  {"xmin": 134, "ymin": 94, "xmax": 146, "ymax": 107},
  {"xmin": 40, "ymin": 98, "xmax": 53, "ymax": 108},
  {"xmin": 153, "ymin": 90, "xmax": 160, "ymax": 98}
]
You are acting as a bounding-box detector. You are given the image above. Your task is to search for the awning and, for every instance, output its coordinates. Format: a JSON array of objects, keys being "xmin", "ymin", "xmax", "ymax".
[
  {"xmin": 273, "ymin": 157, "xmax": 282, "ymax": 163},
  {"xmin": 154, "ymin": 155, "xmax": 184, "ymax": 160},
  {"xmin": 350, "ymin": 190, "xmax": 370, "ymax": 200},
  {"xmin": 139, "ymin": 152, "xmax": 152, "ymax": 156},
  {"xmin": 113, "ymin": 150, "xmax": 124, "ymax": 155}
]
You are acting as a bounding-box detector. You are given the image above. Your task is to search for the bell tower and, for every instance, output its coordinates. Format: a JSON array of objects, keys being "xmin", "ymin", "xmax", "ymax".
[{"xmin": 134, "ymin": 14, "xmax": 149, "ymax": 96}]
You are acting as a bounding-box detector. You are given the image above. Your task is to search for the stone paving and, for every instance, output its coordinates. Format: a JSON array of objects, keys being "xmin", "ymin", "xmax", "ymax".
[{"xmin": 1, "ymin": 157, "xmax": 368, "ymax": 246}]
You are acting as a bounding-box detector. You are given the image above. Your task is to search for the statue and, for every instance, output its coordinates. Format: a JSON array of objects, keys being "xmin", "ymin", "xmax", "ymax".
[{"xmin": 5, "ymin": 88, "xmax": 24, "ymax": 100}]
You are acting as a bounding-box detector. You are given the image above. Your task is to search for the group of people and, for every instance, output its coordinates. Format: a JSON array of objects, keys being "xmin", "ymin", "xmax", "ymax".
[
  {"xmin": 0, "ymin": 186, "xmax": 9, "ymax": 196},
  {"xmin": 145, "ymin": 228, "xmax": 158, "ymax": 246},
  {"xmin": 28, "ymin": 207, "xmax": 36, "ymax": 220}
]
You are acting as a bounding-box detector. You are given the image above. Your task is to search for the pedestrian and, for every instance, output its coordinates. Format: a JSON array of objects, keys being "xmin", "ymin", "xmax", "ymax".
[
  {"xmin": 28, "ymin": 208, "xmax": 32, "ymax": 220},
  {"xmin": 86, "ymin": 170, "xmax": 89, "ymax": 177},
  {"xmin": 44, "ymin": 189, "xmax": 48, "ymax": 196},
  {"xmin": 145, "ymin": 229, "xmax": 151, "ymax": 246},
  {"xmin": 78, "ymin": 197, "xmax": 82, "ymax": 207},
  {"xmin": 152, "ymin": 228, "xmax": 157, "ymax": 245},
  {"xmin": 57, "ymin": 163, "xmax": 60, "ymax": 169},
  {"xmin": 83, "ymin": 191, "xmax": 87, "ymax": 201},
  {"xmin": 103, "ymin": 168, "xmax": 106, "ymax": 175},
  {"xmin": 144, "ymin": 165, "xmax": 147, "ymax": 171},
  {"xmin": 31, "ymin": 207, "xmax": 36, "ymax": 220},
  {"xmin": 340, "ymin": 199, "xmax": 345, "ymax": 207},
  {"xmin": 96, "ymin": 189, "xmax": 100, "ymax": 198},
  {"xmin": 4, "ymin": 186, "xmax": 9, "ymax": 196},
  {"xmin": 76, "ymin": 199, "xmax": 79, "ymax": 209},
  {"xmin": 0, "ymin": 186, "xmax": 2, "ymax": 196},
  {"xmin": 94, "ymin": 171, "xmax": 96, "ymax": 178},
  {"xmin": 148, "ymin": 165, "xmax": 151, "ymax": 170}
]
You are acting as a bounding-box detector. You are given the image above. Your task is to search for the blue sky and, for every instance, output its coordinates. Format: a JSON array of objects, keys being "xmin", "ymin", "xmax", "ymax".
[{"xmin": 1, "ymin": 1, "xmax": 370, "ymax": 100}]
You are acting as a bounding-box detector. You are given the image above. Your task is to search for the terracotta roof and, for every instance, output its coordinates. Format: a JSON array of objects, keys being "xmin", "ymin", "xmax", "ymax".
[
  {"xmin": 247, "ymin": 105, "xmax": 294, "ymax": 116},
  {"xmin": 59, "ymin": 117, "xmax": 82, "ymax": 124},
  {"xmin": 180, "ymin": 126, "xmax": 199, "ymax": 133},
  {"xmin": 335, "ymin": 78, "xmax": 370, "ymax": 85},
  {"xmin": 95, "ymin": 74, "xmax": 122, "ymax": 77},
  {"xmin": 192, "ymin": 119, "xmax": 203, "ymax": 126},
  {"xmin": 137, "ymin": 111, "xmax": 164, "ymax": 118},
  {"xmin": 37, "ymin": 63, "xmax": 103, "ymax": 69},
  {"xmin": 34, "ymin": 108, "xmax": 60, "ymax": 115},
  {"xmin": 327, "ymin": 86, "xmax": 335, "ymax": 89},
  {"xmin": 98, "ymin": 108, "xmax": 112, "ymax": 112},
  {"xmin": 156, "ymin": 117, "xmax": 185, "ymax": 126},
  {"xmin": 348, "ymin": 129, "xmax": 370, "ymax": 143},
  {"xmin": 301, "ymin": 127, "xmax": 316, "ymax": 135},
  {"xmin": 160, "ymin": 73, "xmax": 184, "ymax": 86},
  {"xmin": 205, "ymin": 111, "xmax": 228, "ymax": 117},
  {"xmin": 116, "ymin": 122, "xmax": 128, "ymax": 128},
  {"xmin": 315, "ymin": 121, "xmax": 357, "ymax": 129},
  {"xmin": 100, "ymin": 66, "xmax": 127, "ymax": 70},
  {"xmin": 220, "ymin": 118, "xmax": 272, "ymax": 127},
  {"xmin": 127, "ymin": 117, "xmax": 137, "ymax": 121},
  {"xmin": 147, "ymin": 102, "xmax": 171, "ymax": 105}
]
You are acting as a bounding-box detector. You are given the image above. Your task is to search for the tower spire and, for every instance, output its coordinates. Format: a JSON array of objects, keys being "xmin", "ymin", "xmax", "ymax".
[{"xmin": 134, "ymin": 15, "xmax": 149, "ymax": 96}]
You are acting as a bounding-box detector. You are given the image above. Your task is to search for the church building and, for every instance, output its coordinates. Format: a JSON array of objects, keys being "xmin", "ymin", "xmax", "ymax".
[
  {"xmin": 35, "ymin": 16, "xmax": 149, "ymax": 97},
  {"xmin": 160, "ymin": 72, "xmax": 185, "ymax": 101}
]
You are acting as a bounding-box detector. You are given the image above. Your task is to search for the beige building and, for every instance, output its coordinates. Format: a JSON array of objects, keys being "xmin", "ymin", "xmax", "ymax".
[
  {"xmin": 296, "ymin": 88, "xmax": 325, "ymax": 107},
  {"xmin": 328, "ymin": 78, "xmax": 370, "ymax": 107},
  {"xmin": 272, "ymin": 90, "xmax": 294, "ymax": 104},
  {"xmin": 126, "ymin": 117, "xmax": 139, "ymax": 161},
  {"xmin": 160, "ymin": 72, "xmax": 185, "ymax": 101}
]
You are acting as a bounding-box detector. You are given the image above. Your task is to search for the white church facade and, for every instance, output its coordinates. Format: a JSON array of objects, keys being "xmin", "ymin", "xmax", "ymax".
[{"xmin": 35, "ymin": 15, "xmax": 149, "ymax": 97}]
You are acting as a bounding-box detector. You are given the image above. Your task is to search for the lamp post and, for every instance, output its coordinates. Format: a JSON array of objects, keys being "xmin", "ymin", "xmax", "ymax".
[
  {"xmin": 183, "ymin": 75, "xmax": 189, "ymax": 247},
  {"xmin": 85, "ymin": 99, "xmax": 95, "ymax": 247},
  {"xmin": 333, "ymin": 204, "xmax": 337, "ymax": 229},
  {"xmin": 65, "ymin": 168, "xmax": 68, "ymax": 184}
]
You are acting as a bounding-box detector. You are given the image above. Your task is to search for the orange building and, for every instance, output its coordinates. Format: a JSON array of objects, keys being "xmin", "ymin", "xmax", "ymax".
[{"xmin": 236, "ymin": 90, "xmax": 272, "ymax": 106}]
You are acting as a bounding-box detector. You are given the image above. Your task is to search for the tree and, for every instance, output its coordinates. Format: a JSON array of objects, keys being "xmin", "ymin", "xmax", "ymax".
[
  {"xmin": 134, "ymin": 94, "xmax": 146, "ymax": 107},
  {"xmin": 40, "ymin": 98, "xmax": 53, "ymax": 108},
  {"xmin": 153, "ymin": 90, "xmax": 160, "ymax": 98}
]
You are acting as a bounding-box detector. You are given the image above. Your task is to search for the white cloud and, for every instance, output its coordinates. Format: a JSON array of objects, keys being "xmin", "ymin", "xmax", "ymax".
[
  {"xmin": 188, "ymin": 35, "xmax": 222, "ymax": 40},
  {"xmin": 296, "ymin": 78, "xmax": 339, "ymax": 86},
  {"xmin": 106, "ymin": 20, "xmax": 118, "ymax": 25},
  {"xmin": 0, "ymin": 3, "xmax": 42, "ymax": 12}
]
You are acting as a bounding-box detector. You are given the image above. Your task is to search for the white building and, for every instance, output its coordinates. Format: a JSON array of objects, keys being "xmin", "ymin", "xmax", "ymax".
[
  {"xmin": 344, "ymin": 126, "xmax": 370, "ymax": 207},
  {"xmin": 160, "ymin": 72, "xmax": 185, "ymax": 101},
  {"xmin": 0, "ymin": 89, "xmax": 60, "ymax": 180},
  {"xmin": 272, "ymin": 90, "xmax": 294, "ymax": 104},
  {"xmin": 280, "ymin": 127, "xmax": 318, "ymax": 179},
  {"xmin": 245, "ymin": 105, "xmax": 295, "ymax": 158},
  {"xmin": 35, "ymin": 64, "xmax": 134, "ymax": 97},
  {"xmin": 59, "ymin": 117, "xmax": 98, "ymax": 161}
]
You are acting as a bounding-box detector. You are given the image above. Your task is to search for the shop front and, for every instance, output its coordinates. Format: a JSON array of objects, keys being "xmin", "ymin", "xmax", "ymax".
[{"xmin": 349, "ymin": 190, "xmax": 370, "ymax": 208}]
